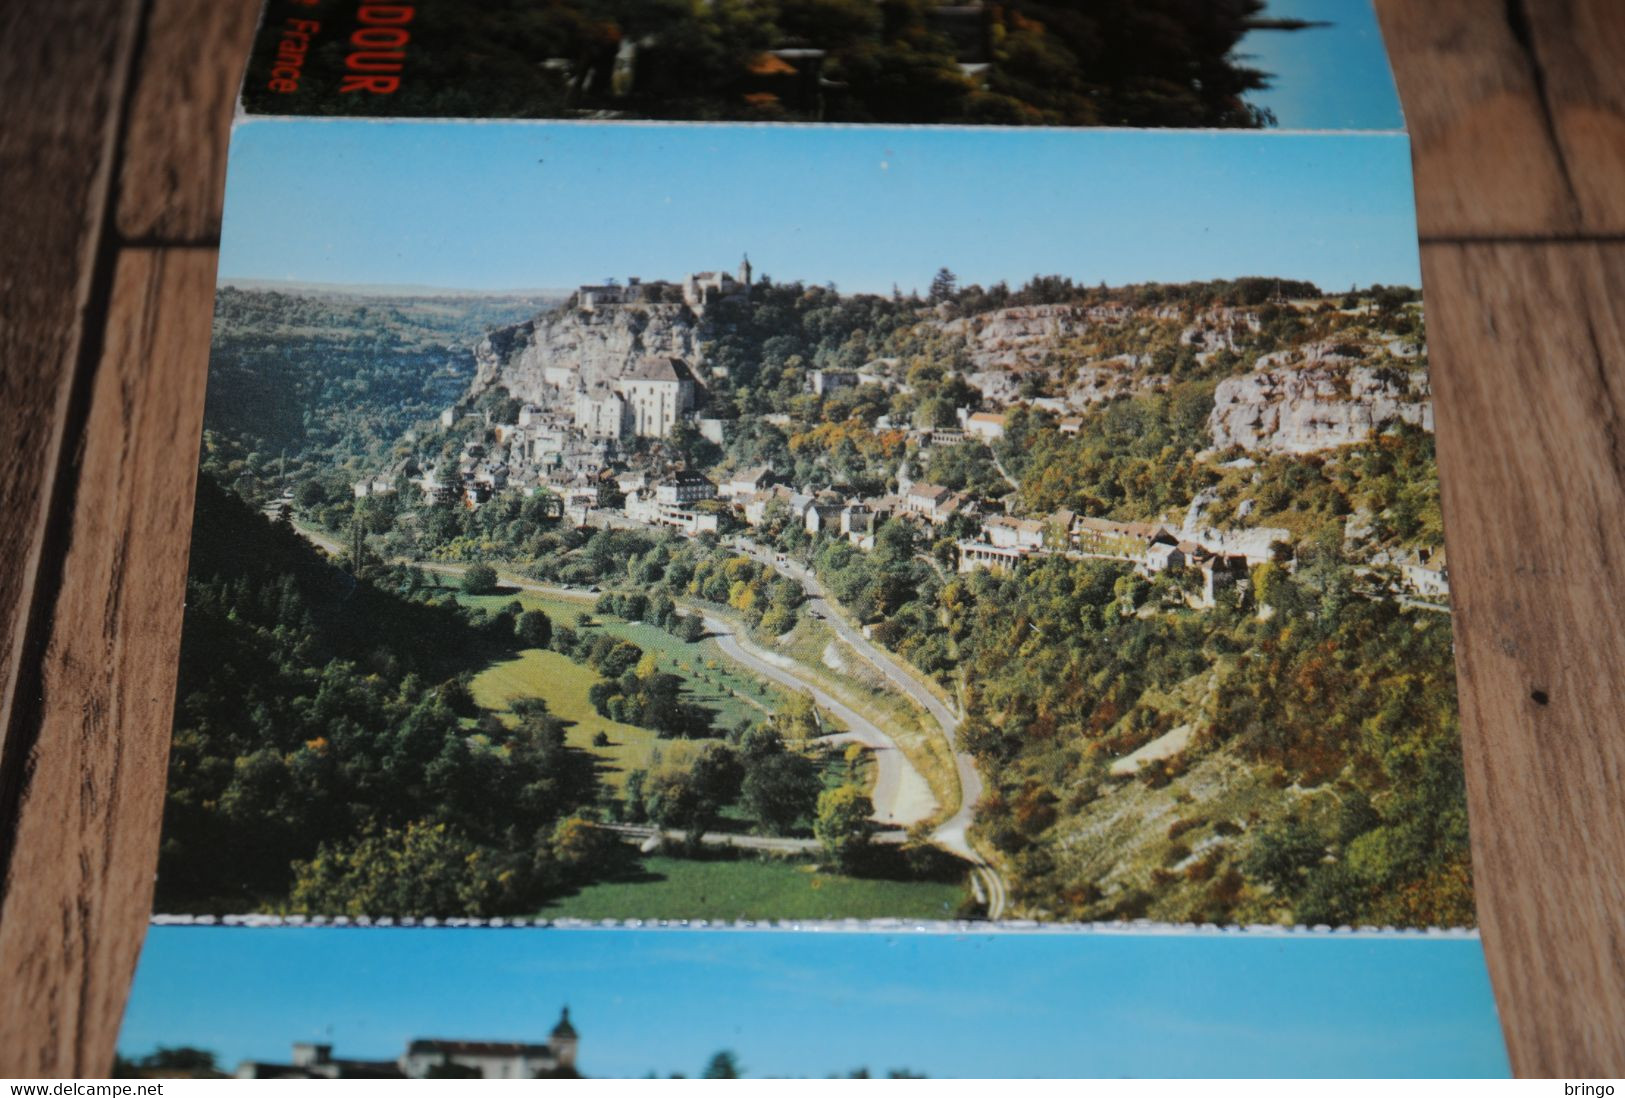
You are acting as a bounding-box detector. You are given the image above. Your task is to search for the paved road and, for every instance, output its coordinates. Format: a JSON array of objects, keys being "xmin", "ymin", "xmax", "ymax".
[
  {"xmin": 736, "ymin": 544, "xmax": 1008, "ymax": 918},
  {"xmin": 699, "ymin": 613, "xmax": 937, "ymax": 829}
]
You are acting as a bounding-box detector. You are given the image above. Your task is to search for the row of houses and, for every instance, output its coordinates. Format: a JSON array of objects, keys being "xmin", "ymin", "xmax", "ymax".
[{"xmin": 956, "ymin": 511, "xmax": 1257, "ymax": 608}]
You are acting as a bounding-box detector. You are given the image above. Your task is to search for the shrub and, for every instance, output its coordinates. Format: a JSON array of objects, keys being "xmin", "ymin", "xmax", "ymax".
[
  {"xmin": 815, "ymin": 784, "xmax": 874, "ymax": 870},
  {"xmin": 461, "ymin": 563, "xmax": 498, "ymax": 594}
]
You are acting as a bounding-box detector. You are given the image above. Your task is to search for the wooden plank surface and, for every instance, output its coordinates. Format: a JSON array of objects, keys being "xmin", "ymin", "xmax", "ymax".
[
  {"xmin": 1377, "ymin": 0, "xmax": 1625, "ymax": 1077},
  {"xmin": 1378, "ymin": 0, "xmax": 1576, "ymax": 238},
  {"xmin": 0, "ymin": 0, "xmax": 257, "ymax": 1078},
  {"xmin": 1519, "ymin": 0, "xmax": 1625, "ymax": 235},
  {"xmin": 0, "ymin": 0, "xmax": 141, "ymax": 879},
  {"xmin": 117, "ymin": 0, "xmax": 258, "ymax": 240},
  {"xmin": 0, "ymin": 249, "xmax": 219, "ymax": 1076},
  {"xmin": 1420, "ymin": 242, "xmax": 1625, "ymax": 1075},
  {"xmin": 2, "ymin": 0, "xmax": 1625, "ymax": 1080}
]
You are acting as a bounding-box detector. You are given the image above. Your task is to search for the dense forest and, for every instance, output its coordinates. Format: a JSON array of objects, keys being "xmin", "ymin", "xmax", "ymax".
[
  {"xmin": 162, "ymin": 476, "xmax": 601, "ymax": 912},
  {"xmin": 950, "ymin": 553, "xmax": 1468, "ymax": 926},
  {"xmin": 245, "ymin": 0, "xmax": 1303, "ymax": 126}
]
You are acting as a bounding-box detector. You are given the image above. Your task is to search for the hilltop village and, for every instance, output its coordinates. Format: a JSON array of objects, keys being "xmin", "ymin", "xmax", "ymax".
[{"xmin": 352, "ymin": 261, "xmax": 1447, "ymax": 607}]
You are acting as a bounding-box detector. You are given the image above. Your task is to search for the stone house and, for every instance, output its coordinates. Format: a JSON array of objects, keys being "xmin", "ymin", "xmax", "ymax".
[
  {"xmin": 655, "ymin": 471, "xmax": 717, "ymax": 506},
  {"xmin": 617, "ymin": 356, "xmax": 698, "ymax": 439},
  {"xmin": 964, "ymin": 410, "xmax": 1007, "ymax": 440},
  {"xmin": 1142, "ymin": 540, "xmax": 1188, "ymax": 574},
  {"xmin": 573, "ymin": 383, "xmax": 627, "ymax": 439},
  {"xmin": 903, "ymin": 483, "xmax": 958, "ymax": 524},
  {"xmin": 983, "ymin": 515, "xmax": 1046, "ymax": 551},
  {"xmin": 1074, "ymin": 517, "xmax": 1174, "ymax": 557},
  {"xmin": 810, "ymin": 369, "xmax": 858, "ymax": 396},
  {"xmin": 957, "ymin": 539, "xmax": 1032, "ymax": 574},
  {"xmin": 722, "ymin": 466, "xmax": 775, "ymax": 499},
  {"xmin": 1400, "ymin": 547, "xmax": 1449, "ymax": 598}
]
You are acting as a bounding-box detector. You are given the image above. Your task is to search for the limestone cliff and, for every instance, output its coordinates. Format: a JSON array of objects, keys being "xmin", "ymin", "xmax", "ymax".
[
  {"xmin": 936, "ymin": 304, "xmax": 1130, "ymax": 370},
  {"xmin": 1208, "ymin": 364, "xmax": 1432, "ymax": 454},
  {"xmin": 472, "ymin": 302, "xmax": 704, "ymax": 405}
]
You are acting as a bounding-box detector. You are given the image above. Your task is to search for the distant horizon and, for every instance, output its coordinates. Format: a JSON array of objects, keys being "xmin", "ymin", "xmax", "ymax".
[
  {"xmin": 218, "ymin": 123, "xmax": 1421, "ymax": 297},
  {"xmin": 218, "ymin": 269, "xmax": 1416, "ymax": 301}
]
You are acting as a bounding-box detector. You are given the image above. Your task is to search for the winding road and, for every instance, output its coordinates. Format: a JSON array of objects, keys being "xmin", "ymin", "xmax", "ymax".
[
  {"xmin": 698, "ymin": 612, "xmax": 937, "ymax": 829},
  {"xmin": 735, "ymin": 545, "xmax": 1008, "ymax": 918},
  {"xmin": 287, "ymin": 517, "xmax": 1007, "ymax": 916}
]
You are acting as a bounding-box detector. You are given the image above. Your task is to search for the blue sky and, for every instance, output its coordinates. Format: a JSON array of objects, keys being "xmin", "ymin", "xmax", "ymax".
[
  {"xmin": 1242, "ymin": 0, "xmax": 1404, "ymax": 131},
  {"xmin": 218, "ymin": 121, "xmax": 1420, "ymax": 296},
  {"xmin": 120, "ymin": 927, "xmax": 1506, "ymax": 1078}
]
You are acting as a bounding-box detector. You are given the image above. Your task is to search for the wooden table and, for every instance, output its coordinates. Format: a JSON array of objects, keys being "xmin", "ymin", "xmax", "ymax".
[{"xmin": 3, "ymin": 0, "xmax": 1623, "ymax": 1078}]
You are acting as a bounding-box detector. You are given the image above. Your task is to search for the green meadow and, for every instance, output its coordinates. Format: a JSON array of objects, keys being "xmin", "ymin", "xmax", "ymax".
[{"xmin": 539, "ymin": 855, "xmax": 967, "ymax": 921}]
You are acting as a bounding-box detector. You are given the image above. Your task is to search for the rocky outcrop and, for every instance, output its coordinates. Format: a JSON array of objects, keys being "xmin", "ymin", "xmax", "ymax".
[
  {"xmin": 1208, "ymin": 365, "xmax": 1432, "ymax": 454},
  {"xmin": 1067, "ymin": 357, "xmax": 1163, "ymax": 405},
  {"xmin": 936, "ymin": 304, "xmax": 1128, "ymax": 370},
  {"xmin": 472, "ymin": 303, "xmax": 703, "ymax": 405},
  {"xmin": 1178, "ymin": 306, "xmax": 1260, "ymax": 349}
]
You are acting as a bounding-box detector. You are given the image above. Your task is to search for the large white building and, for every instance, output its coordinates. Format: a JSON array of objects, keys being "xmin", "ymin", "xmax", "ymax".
[
  {"xmin": 619, "ymin": 356, "xmax": 698, "ymax": 438},
  {"xmin": 573, "ymin": 383, "xmax": 628, "ymax": 439},
  {"xmin": 571, "ymin": 357, "xmax": 698, "ymax": 440},
  {"xmin": 237, "ymin": 1009, "xmax": 580, "ymax": 1079}
]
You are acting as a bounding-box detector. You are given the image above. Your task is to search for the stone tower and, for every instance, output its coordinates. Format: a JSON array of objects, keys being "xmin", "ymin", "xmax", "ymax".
[
  {"xmin": 550, "ymin": 1007, "xmax": 579, "ymax": 1069},
  {"xmin": 739, "ymin": 253, "xmax": 752, "ymax": 291}
]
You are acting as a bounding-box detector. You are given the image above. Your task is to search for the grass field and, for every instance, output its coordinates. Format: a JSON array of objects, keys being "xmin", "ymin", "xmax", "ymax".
[
  {"xmin": 471, "ymin": 647, "xmax": 684, "ymax": 788},
  {"xmin": 539, "ymin": 854, "xmax": 968, "ymax": 921},
  {"xmin": 459, "ymin": 587, "xmax": 785, "ymax": 735},
  {"xmin": 456, "ymin": 581, "xmax": 893, "ymax": 817}
]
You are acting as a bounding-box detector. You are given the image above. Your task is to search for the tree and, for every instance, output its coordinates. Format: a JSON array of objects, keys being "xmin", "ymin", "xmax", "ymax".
[
  {"xmin": 815, "ymin": 784, "xmax": 874, "ymax": 870},
  {"xmin": 703, "ymin": 1051, "xmax": 742, "ymax": 1079},
  {"xmin": 775, "ymin": 691, "xmax": 821, "ymax": 740},
  {"xmin": 928, "ymin": 267, "xmax": 958, "ymax": 304},
  {"xmin": 550, "ymin": 815, "xmax": 615, "ymax": 872},
  {"xmin": 1243, "ymin": 820, "xmax": 1326, "ymax": 895},
  {"xmin": 516, "ymin": 608, "xmax": 552, "ymax": 648},
  {"xmin": 462, "ymin": 563, "xmax": 499, "ymax": 594},
  {"xmin": 294, "ymin": 479, "xmax": 328, "ymax": 509},
  {"xmin": 741, "ymin": 749, "xmax": 821, "ymax": 835},
  {"xmin": 642, "ymin": 744, "xmax": 743, "ymax": 841},
  {"xmin": 288, "ymin": 820, "xmax": 510, "ymax": 917},
  {"xmin": 138, "ymin": 1048, "xmax": 219, "ymax": 1075},
  {"xmin": 677, "ymin": 613, "xmax": 707, "ymax": 643}
]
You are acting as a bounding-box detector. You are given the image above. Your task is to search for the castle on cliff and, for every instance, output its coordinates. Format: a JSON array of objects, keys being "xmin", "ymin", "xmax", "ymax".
[{"xmin": 577, "ymin": 256, "xmax": 752, "ymax": 316}]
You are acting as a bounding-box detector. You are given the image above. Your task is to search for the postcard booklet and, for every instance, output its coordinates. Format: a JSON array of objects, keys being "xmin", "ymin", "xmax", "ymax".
[{"xmin": 117, "ymin": 0, "xmax": 1508, "ymax": 1080}]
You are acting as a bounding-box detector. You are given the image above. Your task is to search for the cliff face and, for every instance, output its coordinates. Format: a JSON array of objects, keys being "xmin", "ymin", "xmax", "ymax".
[
  {"xmin": 472, "ymin": 303, "xmax": 703, "ymax": 404},
  {"xmin": 1209, "ymin": 365, "xmax": 1433, "ymax": 454},
  {"xmin": 937, "ymin": 304, "xmax": 1128, "ymax": 370}
]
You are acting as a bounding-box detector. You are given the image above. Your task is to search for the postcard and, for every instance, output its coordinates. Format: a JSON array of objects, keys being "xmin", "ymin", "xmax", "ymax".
[
  {"xmin": 151, "ymin": 117, "xmax": 1471, "ymax": 933},
  {"xmin": 243, "ymin": 0, "xmax": 1405, "ymax": 130},
  {"xmin": 116, "ymin": 926, "xmax": 1508, "ymax": 1078}
]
